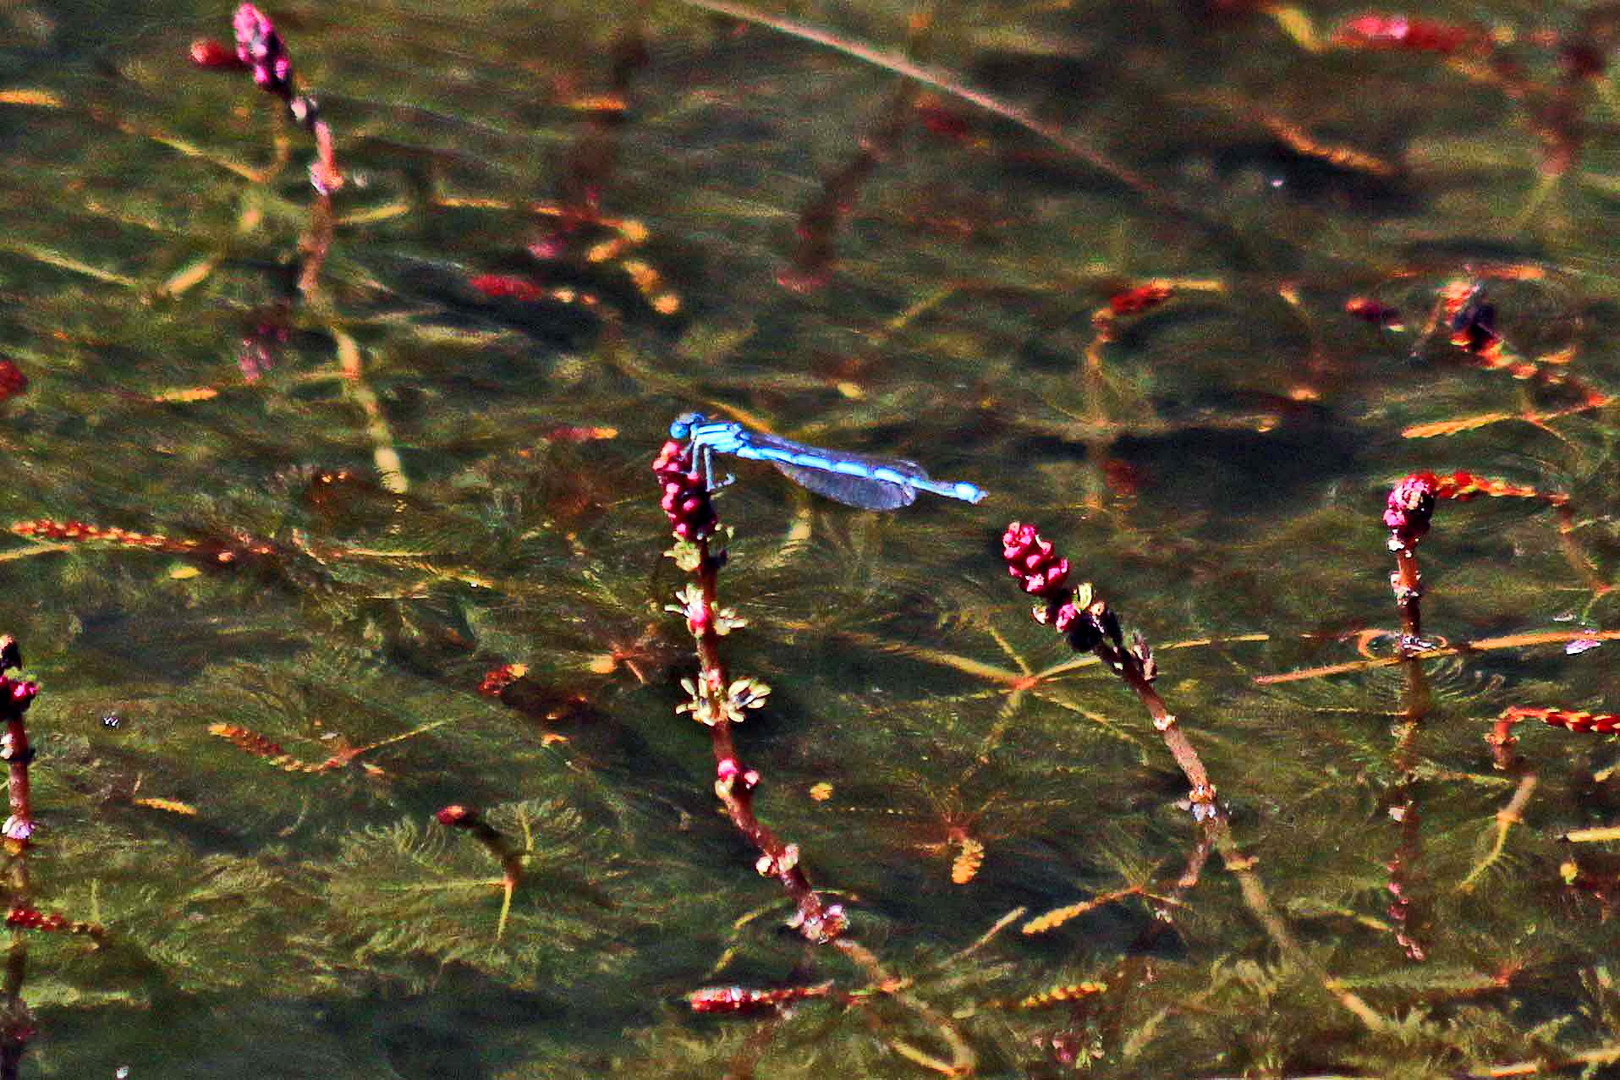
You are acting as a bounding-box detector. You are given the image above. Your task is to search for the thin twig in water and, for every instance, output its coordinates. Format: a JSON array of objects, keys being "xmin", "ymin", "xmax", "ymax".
[{"xmin": 672, "ymin": 0, "xmax": 1165, "ymax": 204}]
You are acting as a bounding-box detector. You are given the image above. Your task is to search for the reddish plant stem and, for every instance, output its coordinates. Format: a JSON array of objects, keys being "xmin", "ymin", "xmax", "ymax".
[
  {"xmin": 1391, "ymin": 546, "xmax": 1424, "ymax": 646},
  {"xmin": 1380, "ymin": 475, "xmax": 1440, "ymax": 951},
  {"xmin": 2, "ymin": 731, "xmax": 27, "ymax": 861},
  {"xmin": 297, "ymin": 190, "xmax": 334, "ymax": 297},
  {"xmin": 657, "ymin": 440, "xmax": 843, "ymax": 942},
  {"xmin": 658, "ymin": 447, "xmax": 972, "ymax": 1072},
  {"xmin": 1108, "ymin": 619, "xmax": 1379, "ymax": 1026},
  {"xmin": 779, "ymin": 80, "xmax": 915, "ymax": 292},
  {"xmin": 0, "ymin": 940, "xmax": 26, "ymax": 1080},
  {"xmin": 1002, "ymin": 525, "xmax": 1383, "ymax": 1030},
  {"xmin": 1084, "ymin": 627, "xmax": 1345, "ymax": 996},
  {"xmin": 1385, "ymin": 474, "xmax": 1438, "ymax": 654},
  {"xmin": 1555, "ymin": 504, "xmax": 1611, "ymax": 597},
  {"xmin": 551, "ymin": 14, "xmax": 648, "ymax": 237},
  {"xmin": 1386, "ymin": 706, "xmax": 1429, "ymax": 960},
  {"xmin": 686, "ymin": 535, "xmax": 845, "ymax": 943},
  {"xmin": 436, "ymin": 806, "xmax": 524, "ymax": 895},
  {"xmin": 0, "ymin": 639, "xmax": 33, "ymax": 1080},
  {"xmin": 1387, "ymin": 543, "xmax": 1435, "ymax": 958}
]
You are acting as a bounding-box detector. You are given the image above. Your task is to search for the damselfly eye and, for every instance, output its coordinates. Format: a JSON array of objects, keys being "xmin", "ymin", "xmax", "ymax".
[{"xmin": 669, "ymin": 412, "xmax": 704, "ymax": 439}]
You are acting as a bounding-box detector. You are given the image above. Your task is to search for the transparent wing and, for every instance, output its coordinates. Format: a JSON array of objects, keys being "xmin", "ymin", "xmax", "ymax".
[
  {"xmin": 770, "ymin": 460, "xmax": 915, "ymax": 510},
  {"xmin": 735, "ymin": 429, "xmax": 927, "ymax": 510}
]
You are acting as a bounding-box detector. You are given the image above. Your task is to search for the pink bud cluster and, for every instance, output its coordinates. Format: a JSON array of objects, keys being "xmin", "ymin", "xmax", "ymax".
[
  {"xmin": 6, "ymin": 908, "xmax": 66, "ymax": 931},
  {"xmin": 193, "ymin": 5, "xmax": 341, "ymax": 193},
  {"xmin": 654, "ymin": 440, "xmax": 718, "ymax": 541},
  {"xmin": 233, "ymin": 3, "xmax": 294, "ymax": 101},
  {"xmin": 0, "ymin": 359, "xmax": 26, "ymax": 404},
  {"xmin": 1001, "ymin": 523, "xmax": 1118, "ymax": 653},
  {"xmin": 0, "ymin": 633, "xmax": 35, "ymax": 724},
  {"xmin": 1002, "ymin": 521, "xmax": 1070, "ymax": 597},
  {"xmin": 1384, "ymin": 473, "xmax": 1437, "ymax": 551},
  {"xmin": 434, "ymin": 804, "xmax": 475, "ymax": 827}
]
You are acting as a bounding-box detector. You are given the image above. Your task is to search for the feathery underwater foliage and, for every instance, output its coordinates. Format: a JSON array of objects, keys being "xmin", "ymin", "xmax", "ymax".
[{"xmin": 0, "ymin": 0, "xmax": 1615, "ymax": 1075}]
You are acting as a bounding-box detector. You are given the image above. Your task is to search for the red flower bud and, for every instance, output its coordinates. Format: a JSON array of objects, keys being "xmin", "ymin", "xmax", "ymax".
[{"xmin": 190, "ymin": 38, "xmax": 248, "ymax": 70}]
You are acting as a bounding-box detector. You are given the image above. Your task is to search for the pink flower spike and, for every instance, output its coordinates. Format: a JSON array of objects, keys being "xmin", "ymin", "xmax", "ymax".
[
  {"xmin": 653, "ymin": 439, "xmax": 718, "ymax": 541},
  {"xmin": 1001, "ymin": 521, "xmax": 1073, "ymax": 598},
  {"xmin": 1384, "ymin": 473, "xmax": 1438, "ymax": 549},
  {"xmin": 233, "ymin": 3, "xmax": 294, "ymax": 99},
  {"xmin": 434, "ymin": 805, "xmax": 473, "ymax": 827}
]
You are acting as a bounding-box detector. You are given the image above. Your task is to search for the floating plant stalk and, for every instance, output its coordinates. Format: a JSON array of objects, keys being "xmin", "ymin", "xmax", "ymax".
[
  {"xmin": 191, "ymin": 4, "xmax": 342, "ymax": 196},
  {"xmin": 779, "ymin": 77, "xmax": 916, "ymax": 293},
  {"xmin": 435, "ymin": 805, "xmax": 525, "ymax": 941},
  {"xmin": 1381, "ymin": 475, "xmax": 1435, "ymax": 956},
  {"xmin": 1000, "ymin": 523, "xmax": 1384, "ymax": 1029},
  {"xmin": 654, "ymin": 441, "xmax": 974, "ymax": 1074},
  {"xmin": 1383, "ymin": 473, "xmax": 1436, "ymax": 654},
  {"xmin": 193, "ymin": 7, "xmax": 410, "ymax": 493},
  {"xmin": 0, "ymin": 637, "xmax": 104, "ymax": 1080},
  {"xmin": 654, "ymin": 438, "xmax": 842, "ymax": 943}
]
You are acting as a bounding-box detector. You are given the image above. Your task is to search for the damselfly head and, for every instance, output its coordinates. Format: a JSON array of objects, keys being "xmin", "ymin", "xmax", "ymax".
[{"xmin": 669, "ymin": 412, "xmax": 706, "ymax": 439}]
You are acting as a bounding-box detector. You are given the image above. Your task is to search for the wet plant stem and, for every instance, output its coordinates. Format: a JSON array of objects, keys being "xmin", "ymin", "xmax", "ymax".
[
  {"xmin": 1384, "ymin": 473, "xmax": 1438, "ymax": 655},
  {"xmin": 1387, "ymin": 523, "xmax": 1435, "ymax": 956},
  {"xmin": 1391, "ymin": 546, "xmax": 1425, "ymax": 648},
  {"xmin": 658, "ymin": 444, "xmax": 972, "ymax": 1073},
  {"xmin": 1106, "ymin": 632, "xmax": 1385, "ymax": 1029},
  {"xmin": 1387, "ymin": 707, "xmax": 1429, "ymax": 959},
  {"xmin": 435, "ymin": 806, "xmax": 523, "ymax": 940},
  {"xmin": 683, "ymin": 532, "xmax": 845, "ymax": 944},
  {"xmin": 1002, "ymin": 525, "xmax": 1384, "ymax": 1030},
  {"xmin": 0, "ymin": 640, "xmax": 34, "ymax": 1078}
]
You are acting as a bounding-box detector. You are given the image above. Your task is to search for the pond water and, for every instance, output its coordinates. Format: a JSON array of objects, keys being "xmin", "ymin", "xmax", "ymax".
[{"xmin": 0, "ymin": 0, "xmax": 1617, "ymax": 1076}]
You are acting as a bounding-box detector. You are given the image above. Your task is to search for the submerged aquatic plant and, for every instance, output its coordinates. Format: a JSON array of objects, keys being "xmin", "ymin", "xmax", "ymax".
[
  {"xmin": 1001, "ymin": 521, "xmax": 1386, "ymax": 1030},
  {"xmin": 654, "ymin": 437, "xmax": 841, "ymax": 944},
  {"xmin": 0, "ymin": 637, "xmax": 105, "ymax": 1080},
  {"xmin": 0, "ymin": 0, "xmax": 1617, "ymax": 1073},
  {"xmin": 191, "ymin": 4, "xmax": 341, "ymax": 195}
]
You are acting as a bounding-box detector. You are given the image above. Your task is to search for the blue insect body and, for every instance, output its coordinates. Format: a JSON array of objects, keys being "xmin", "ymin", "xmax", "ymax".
[{"xmin": 669, "ymin": 413, "xmax": 984, "ymax": 510}]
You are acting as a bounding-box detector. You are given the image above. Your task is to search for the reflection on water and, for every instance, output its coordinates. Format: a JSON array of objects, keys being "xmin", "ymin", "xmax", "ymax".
[{"xmin": 0, "ymin": 0, "xmax": 1616, "ymax": 1075}]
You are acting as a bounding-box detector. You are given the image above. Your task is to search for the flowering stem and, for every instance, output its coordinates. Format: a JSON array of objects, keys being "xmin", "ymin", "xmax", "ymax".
[
  {"xmin": 696, "ymin": 536, "xmax": 842, "ymax": 940},
  {"xmin": 1001, "ymin": 524, "xmax": 1385, "ymax": 1030},
  {"xmin": 0, "ymin": 639, "xmax": 34, "ymax": 1079},
  {"xmin": 0, "ymin": 637, "xmax": 36, "ymax": 864},
  {"xmin": 1391, "ymin": 546, "xmax": 1424, "ymax": 645},
  {"xmin": 654, "ymin": 442, "xmax": 974, "ymax": 1071},
  {"xmin": 1384, "ymin": 474, "xmax": 1439, "ymax": 652},
  {"xmin": 655, "ymin": 442, "xmax": 844, "ymax": 944}
]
